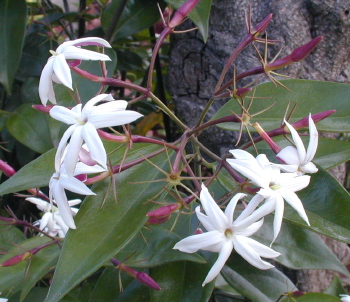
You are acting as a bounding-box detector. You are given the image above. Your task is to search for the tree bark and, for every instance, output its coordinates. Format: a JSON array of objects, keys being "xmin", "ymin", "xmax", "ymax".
[{"xmin": 168, "ymin": 0, "xmax": 350, "ymax": 293}]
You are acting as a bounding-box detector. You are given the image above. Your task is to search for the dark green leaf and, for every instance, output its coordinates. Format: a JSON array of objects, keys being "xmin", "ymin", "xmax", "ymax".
[
  {"xmin": 324, "ymin": 275, "xmax": 347, "ymax": 296},
  {"xmin": 0, "ymin": 0, "xmax": 27, "ymax": 93},
  {"xmin": 284, "ymin": 167, "xmax": 350, "ymax": 243},
  {"xmin": 101, "ymin": 0, "xmax": 166, "ymax": 42},
  {"xmin": 222, "ymin": 253, "xmax": 295, "ymax": 302},
  {"xmin": 6, "ymin": 104, "xmax": 60, "ymax": 153},
  {"xmin": 255, "ymin": 216, "xmax": 349, "ymax": 275},
  {"xmin": 213, "ymin": 80, "xmax": 350, "ymax": 133},
  {"xmin": 165, "ymin": 0, "xmax": 212, "ymax": 41},
  {"xmin": 0, "ymin": 224, "xmax": 26, "ymax": 259},
  {"xmin": 293, "ymin": 292, "xmax": 341, "ymax": 301},
  {"xmin": 45, "ymin": 144, "xmax": 173, "ymax": 302},
  {"xmin": 0, "ymin": 148, "xmax": 55, "ymax": 195}
]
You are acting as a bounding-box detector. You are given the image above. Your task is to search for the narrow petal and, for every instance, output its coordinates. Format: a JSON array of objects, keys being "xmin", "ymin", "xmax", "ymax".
[
  {"xmin": 224, "ymin": 193, "xmax": 246, "ymax": 225},
  {"xmin": 59, "ymin": 173, "xmax": 95, "ymax": 195},
  {"xmin": 272, "ymin": 193, "xmax": 285, "ymax": 242},
  {"xmin": 233, "ymin": 236, "xmax": 274, "ymax": 270},
  {"xmin": 50, "ymin": 105, "xmax": 82, "ymax": 124},
  {"xmin": 39, "ymin": 58, "xmax": 55, "ymax": 105},
  {"xmin": 236, "ymin": 219, "xmax": 264, "ymax": 237},
  {"xmin": 284, "ymin": 119, "xmax": 306, "ymax": 162},
  {"xmin": 229, "ymin": 149, "xmax": 256, "ymax": 161},
  {"xmin": 200, "ymin": 184, "xmax": 228, "ymax": 231},
  {"xmin": 301, "ymin": 162, "xmax": 318, "ymax": 174},
  {"xmin": 74, "ymin": 162, "xmax": 106, "ymax": 175},
  {"xmin": 235, "ymin": 194, "xmax": 264, "ymax": 224},
  {"xmin": 92, "ymin": 100, "xmax": 128, "ymax": 113},
  {"xmin": 82, "ymin": 94, "xmax": 114, "ymax": 113},
  {"xmin": 81, "ymin": 123, "xmax": 107, "ymax": 169},
  {"xmin": 67, "ymin": 199, "xmax": 82, "ymax": 207},
  {"xmin": 242, "ymin": 237, "xmax": 281, "ymax": 258},
  {"xmin": 305, "ymin": 115, "xmax": 318, "ymax": 163},
  {"xmin": 279, "ymin": 188, "xmax": 310, "ymax": 225},
  {"xmin": 64, "ymin": 126, "xmax": 84, "ymax": 176},
  {"xmin": 173, "ymin": 231, "xmax": 225, "ymax": 253},
  {"xmin": 202, "ymin": 241, "xmax": 233, "ymax": 286},
  {"xmin": 196, "ymin": 207, "xmax": 216, "ymax": 232},
  {"xmin": 54, "ymin": 125, "xmax": 77, "ymax": 171},
  {"xmin": 52, "ymin": 54, "xmax": 73, "ymax": 89},
  {"xmin": 56, "ymin": 37, "xmax": 111, "ymax": 52},
  {"xmin": 277, "ymin": 146, "xmax": 300, "ymax": 166},
  {"xmin": 279, "ymin": 175, "xmax": 310, "ymax": 192},
  {"xmin": 88, "ymin": 111, "xmax": 143, "ymax": 129},
  {"xmin": 62, "ymin": 46, "xmax": 111, "ymax": 61}
]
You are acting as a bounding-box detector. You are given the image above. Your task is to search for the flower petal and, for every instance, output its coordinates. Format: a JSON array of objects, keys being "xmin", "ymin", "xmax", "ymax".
[
  {"xmin": 241, "ymin": 237, "xmax": 281, "ymax": 258},
  {"xmin": 276, "ymin": 146, "xmax": 300, "ymax": 166},
  {"xmin": 64, "ymin": 126, "xmax": 84, "ymax": 176},
  {"xmin": 284, "ymin": 119, "xmax": 306, "ymax": 162},
  {"xmin": 50, "ymin": 105, "xmax": 82, "ymax": 124},
  {"xmin": 88, "ymin": 111, "xmax": 143, "ymax": 129},
  {"xmin": 52, "ymin": 53, "xmax": 73, "ymax": 89},
  {"xmin": 202, "ymin": 241, "xmax": 233, "ymax": 286},
  {"xmin": 305, "ymin": 115, "xmax": 318, "ymax": 163},
  {"xmin": 39, "ymin": 57, "xmax": 56, "ymax": 105},
  {"xmin": 62, "ymin": 46, "xmax": 111, "ymax": 61},
  {"xmin": 224, "ymin": 193, "xmax": 246, "ymax": 225}
]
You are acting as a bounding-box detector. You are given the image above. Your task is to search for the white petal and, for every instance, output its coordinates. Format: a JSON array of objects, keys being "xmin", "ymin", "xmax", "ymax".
[
  {"xmin": 52, "ymin": 54, "xmax": 73, "ymax": 89},
  {"xmin": 200, "ymin": 184, "xmax": 228, "ymax": 231},
  {"xmin": 236, "ymin": 219, "xmax": 264, "ymax": 237},
  {"xmin": 59, "ymin": 173, "xmax": 95, "ymax": 195},
  {"xmin": 56, "ymin": 37, "xmax": 111, "ymax": 52},
  {"xmin": 92, "ymin": 100, "xmax": 128, "ymax": 113},
  {"xmin": 300, "ymin": 162, "xmax": 318, "ymax": 174},
  {"xmin": 234, "ymin": 194, "xmax": 264, "ymax": 224},
  {"xmin": 26, "ymin": 197, "xmax": 49, "ymax": 212},
  {"xmin": 88, "ymin": 111, "xmax": 143, "ymax": 129},
  {"xmin": 279, "ymin": 175, "xmax": 310, "ymax": 192},
  {"xmin": 279, "ymin": 188, "xmax": 310, "ymax": 225},
  {"xmin": 272, "ymin": 193, "xmax": 285, "ymax": 242},
  {"xmin": 39, "ymin": 57, "xmax": 56, "ymax": 105},
  {"xmin": 82, "ymin": 94, "xmax": 114, "ymax": 114},
  {"xmin": 82, "ymin": 122, "xmax": 107, "ymax": 169},
  {"xmin": 305, "ymin": 115, "xmax": 318, "ymax": 163},
  {"xmin": 277, "ymin": 146, "xmax": 300, "ymax": 166},
  {"xmin": 67, "ymin": 199, "xmax": 82, "ymax": 207},
  {"xmin": 173, "ymin": 230, "xmax": 225, "ymax": 253},
  {"xmin": 74, "ymin": 162, "xmax": 106, "ymax": 175},
  {"xmin": 196, "ymin": 207, "xmax": 216, "ymax": 232},
  {"xmin": 50, "ymin": 105, "xmax": 82, "ymax": 124},
  {"xmin": 284, "ymin": 119, "xmax": 306, "ymax": 162},
  {"xmin": 229, "ymin": 149, "xmax": 255, "ymax": 161},
  {"xmin": 202, "ymin": 241, "xmax": 233, "ymax": 286},
  {"xmin": 62, "ymin": 46, "xmax": 111, "ymax": 61},
  {"xmin": 64, "ymin": 126, "xmax": 84, "ymax": 176},
  {"xmin": 233, "ymin": 236, "xmax": 275, "ymax": 270},
  {"xmin": 224, "ymin": 193, "xmax": 246, "ymax": 225},
  {"xmin": 54, "ymin": 125, "xmax": 77, "ymax": 171},
  {"xmin": 242, "ymin": 237, "xmax": 281, "ymax": 258}
]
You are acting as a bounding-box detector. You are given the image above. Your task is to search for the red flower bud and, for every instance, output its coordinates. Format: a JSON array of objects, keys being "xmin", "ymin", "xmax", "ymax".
[
  {"xmin": 146, "ymin": 203, "xmax": 181, "ymax": 218},
  {"xmin": 146, "ymin": 216, "xmax": 170, "ymax": 225},
  {"xmin": 136, "ymin": 272, "xmax": 161, "ymax": 290},
  {"xmin": 0, "ymin": 251, "xmax": 31, "ymax": 267},
  {"xmin": 169, "ymin": 0, "xmax": 201, "ymax": 28},
  {"xmin": 290, "ymin": 110, "xmax": 335, "ymax": 130},
  {"xmin": 0, "ymin": 160, "xmax": 16, "ymax": 177},
  {"xmin": 32, "ymin": 104, "xmax": 54, "ymax": 113},
  {"xmin": 253, "ymin": 122, "xmax": 281, "ymax": 154},
  {"xmin": 252, "ymin": 14, "xmax": 273, "ymax": 36}
]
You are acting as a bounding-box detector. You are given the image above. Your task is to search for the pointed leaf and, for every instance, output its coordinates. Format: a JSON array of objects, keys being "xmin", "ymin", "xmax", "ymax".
[
  {"xmin": 324, "ymin": 275, "xmax": 347, "ymax": 296},
  {"xmin": 213, "ymin": 80, "xmax": 350, "ymax": 133},
  {"xmin": 0, "ymin": 0, "xmax": 27, "ymax": 93}
]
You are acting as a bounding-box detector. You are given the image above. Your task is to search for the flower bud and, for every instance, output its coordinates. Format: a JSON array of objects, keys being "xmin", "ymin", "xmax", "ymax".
[
  {"xmin": 146, "ymin": 216, "xmax": 170, "ymax": 225},
  {"xmin": 168, "ymin": 0, "xmax": 201, "ymax": 28},
  {"xmin": 32, "ymin": 104, "xmax": 54, "ymax": 114},
  {"xmin": 0, "ymin": 251, "xmax": 31, "ymax": 267},
  {"xmin": 266, "ymin": 36, "xmax": 323, "ymax": 71},
  {"xmin": 146, "ymin": 203, "xmax": 181, "ymax": 218},
  {"xmin": 290, "ymin": 291, "xmax": 306, "ymax": 298},
  {"xmin": 252, "ymin": 14, "xmax": 273, "ymax": 36},
  {"xmin": 0, "ymin": 160, "xmax": 16, "ymax": 177},
  {"xmin": 290, "ymin": 110, "xmax": 335, "ymax": 130},
  {"xmin": 253, "ymin": 122, "xmax": 281, "ymax": 154},
  {"xmin": 136, "ymin": 272, "xmax": 161, "ymax": 290},
  {"xmin": 233, "ymin": 87, "xmax": 252, "ymax": 99}
]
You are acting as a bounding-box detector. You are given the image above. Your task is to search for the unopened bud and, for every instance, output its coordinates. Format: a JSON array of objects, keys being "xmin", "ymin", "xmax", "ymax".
[
  {"xmin": 146, "ymin": 216, "xmax": 170, "ymax": 225},
  {"xmin": 253, "ymin": 122, "xmax": 281, "ymax": 154},
  {"xmin": 136, "ymin": 272, "xmax": 161, "ymax": 290},
  {"xmin": 0, "ymin": 216, "xmax": 17, "ymax": 224},
  {"xmin": 266, "ymin": 36, "xmax": 323, "ymax": 71},
  {"xmin": 233, "ymin": 87, "xmax": 252, "ymax": 99},
  {"xmin": 32, "ymin": 104, "xmax": 54, "ymax": 114},
  {"xmin": 290, "ymin": 291, "xmax": 306, "ymax": 298},
  {"xmin": 169, "ymin": 0, "xmax": 201, "ymax": 28},
  {"xmin": 0, "ymin": 160, "xmax": 16, "ymax": 177},
  {"xmin": 290, "ymin": 110, "xmax": 335, "ymax": 130},
  {"xmin": 1, "ymin": 251, "xmax": 32, "ymax": 267},
  {"xmin": 252, "ymin": 14, "xmax": 273, "ymax": 37},
  {"xmin": 194, "ymin": 228, "xmax": 204, "ymax": 235},
  {"xmin": 146, "ymin": 203, "xmax": 181, "ymax": 218}
]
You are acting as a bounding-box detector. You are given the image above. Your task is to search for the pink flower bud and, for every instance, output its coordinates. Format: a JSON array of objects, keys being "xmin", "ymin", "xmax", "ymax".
[
  {"xmin": 136, "ymin": 272, "xmax": 161, "ymax": 290},
  {"xmin": 252, "ymin": 14, "xmax": 273, "ymax": 36},
  {"xmin": 266, "ymin": 36, "xmax": 323, "ymax": 71},
  {"xmin": 290, "ymin": 110, "xmax": 335, "ymax": 130},
  {"xmin": 0, "ymin": 251, "xmax": 31, "ymax": 267},
  {"xmin": 32, "ymin": 104, "xmax": 54, "ymax": 114},
  {"xmin": 194, "ymin": 228, "xmax": 204, "ymax": 235},
  {"xmin": 146, "ymin": 203, "xmax": 181, "ymax": 218},
  {"xmin": 253, "ymin": 122, "xmax": 281, "ymax": 154},
  {"xmin": 146, "ymin": 216, "xmax": 170, "ymax": 225},
  {"xmin": 290, "ymin": 291, "xmax": 306, "ymax": 298},
  {"xmin": 0, "ymin": 160, "xmax": 16, "ymax": 177},
  {"xmin": 169, "ymin": 0, "xmax": 201, "ymax": 28},
  {"xmin": 0, "ymin": 217, "xmax": 17, "ymax": 224},
  {"xmin": 234, "ymin": 87, "xmax": 252, "ymax": 98}
]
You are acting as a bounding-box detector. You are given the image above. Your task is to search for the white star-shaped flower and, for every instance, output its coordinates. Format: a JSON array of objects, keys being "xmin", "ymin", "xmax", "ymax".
[
  {"xmin": 49, "ymin": 162, "xmax": 105, "ymax": 229},
  {"xmin": 50, "ymin": 94, "xmax": 143, "ymax": 176},
  {"xmin": 39, "ymin": 37, "xmax": 112, "ymax": 105},
  {"xmin": 227, "ymin": 150, "xmax": 310, "ymax": 242},
  {"xmin": 173, "ymin": 184, "xmax": 280, "ymax": 286},
  {"xmin": 26, "ymin": 197, "xmax": 81, "ymax": 238},
  {"xmin": 340, "ymin": 294, "xmax": 350, "ymax": 302},
  {"xmin": 277, "ymin": 115, "xmax": 318, "ymax": 175}
]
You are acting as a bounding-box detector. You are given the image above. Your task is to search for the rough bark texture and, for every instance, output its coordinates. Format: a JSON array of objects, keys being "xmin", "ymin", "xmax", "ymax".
[{"xmin": 168, "ymin": 0, "xmax": 350, "ymax": 293}]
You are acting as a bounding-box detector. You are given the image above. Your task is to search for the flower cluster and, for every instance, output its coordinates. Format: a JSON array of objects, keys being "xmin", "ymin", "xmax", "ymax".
[
  {"xmin": 39, "ymin": 37, "xmax": 143, "ymax": 229},
  {"xmin": 174, "ymin": 115, "xmax": 318, "ymax": 286}
]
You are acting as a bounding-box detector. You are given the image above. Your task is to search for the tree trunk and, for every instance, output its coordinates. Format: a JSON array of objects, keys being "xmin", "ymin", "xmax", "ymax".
[{"xmin": 168, "ymin": 0, "xmax": 350, "ymax": 292}]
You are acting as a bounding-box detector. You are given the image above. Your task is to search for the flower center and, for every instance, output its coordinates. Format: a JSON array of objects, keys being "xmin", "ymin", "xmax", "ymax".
[
  {"xmin": 270, "ymin": 184, "xmax": 281, "ymax": 190},
  {"xmin": 225, "ymin": 228, "xmax": 233, "ymax": 239}
]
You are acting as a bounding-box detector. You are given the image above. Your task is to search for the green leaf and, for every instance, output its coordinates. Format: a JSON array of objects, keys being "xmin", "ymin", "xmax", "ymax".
[
  {"xmin": 222, "ymin": 253, "xmax": 295, "ymax": 302},
  {"xmin": 324, "ymin": 275, "xmax": 347, "ymax": 296},
  {"xmin": 45, "ymin": 144, "xmax": 174, "ymax": 302},
  {"xmin": 0, "ymin": 237, "xmax": 59, "ymax": 296},
  {"xmin": 284, "ymin": 167, "xmax": 350, "ymax": 243},
  {"xmin": 255, "ymin": 216, "xmax": 349, "ymax": 275},
  {"xmin": 165, "ymin": 0, "xmax": 212, "ymax": 42},
  {"xmin": 213, "ymin": 80, "xmax": 350, "ymax": 133},
  {"xmin": 293, "ymin": 292, "xmax": 341, "ymax": 301},
  {"xmin": 0, "ymin": 148, "xmax": 55, "ymax": 195},
  {"xmin": 6, "ymin": 104, "xmax": 60, "ymax": 153},
  {"xmin": 101, "ymin": 0, "xmax": 166, "ymax": 42},
  {"xmin": 0, "ymin": 0, "xmax": 27, "ymax": 93},
  {"xmin": 248, "ymin": 136, "xmax": 350, "ymax": 170},
  {"xmin": 0, "ymin": 224, "xmax": 26, "ymax": 257}
]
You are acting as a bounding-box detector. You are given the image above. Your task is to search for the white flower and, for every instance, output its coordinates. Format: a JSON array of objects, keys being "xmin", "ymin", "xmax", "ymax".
[
  {"xmin": 173, "ymin": 184, "xmax": 280, "ymax": 286},
  {"xmin": 340, "ymin": 295, "xmax": 350, "ymax": 302},
  {"xmin": 227, "ymin": 150, "xmax": 310, "ymax": 242},
  {"xmin": 26, "ymin": 197, "xmax": 81, "ymax": 238},
  {"xmin": 49, "ymin": 162, "xmax": 105, "ymax": 229},
  {"xmin": 277, "ymin": 115, "xmax": 318, "ymax": 175},
  {"xmin": 50, "ymin": 94, "xmax": 143, "ymax": 176},
  {"xmin": 39, "ymin": 37, "xmax": 112, "ymax": 105}
]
